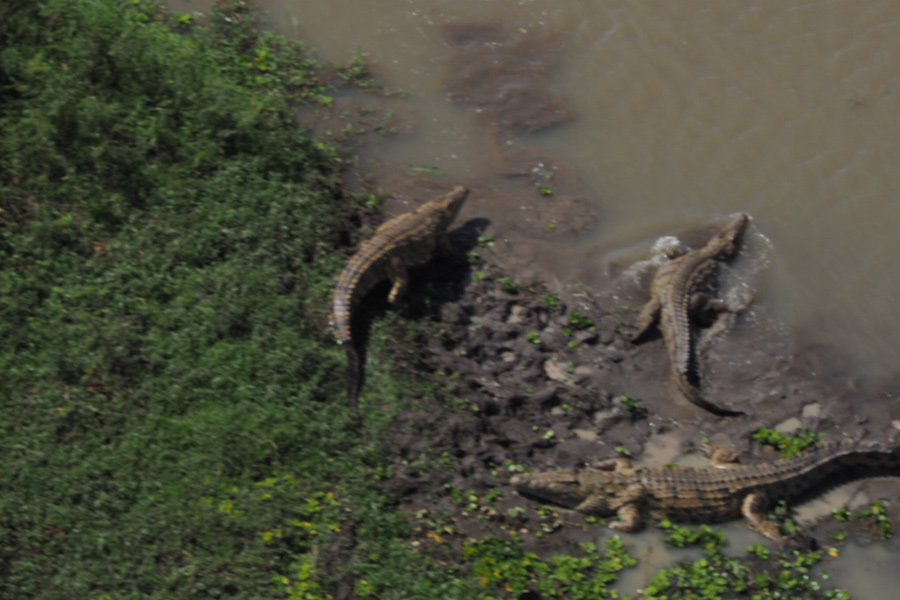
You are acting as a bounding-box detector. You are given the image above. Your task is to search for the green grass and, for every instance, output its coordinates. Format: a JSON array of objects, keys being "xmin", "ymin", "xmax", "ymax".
[{"xmin": 0, "ymin": 2, "xmax": 466, "ymax": 598}]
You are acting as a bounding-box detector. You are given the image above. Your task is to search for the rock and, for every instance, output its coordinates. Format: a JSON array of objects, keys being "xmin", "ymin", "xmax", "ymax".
[
  {"xmin": 506, "ymin": 304, "xmax": 526, "ymax": 325},
  {"xmin": 801, "ymin": 403, "xmax": 821, "ymax": 418},
  {"xmin": 775, "ymin": 417, "xmax": 802, "ymax": 433},
  {"xmin": 575, "ymin": 330, "xmax": 599, "ymax": 345},
  {"xmin": 543, "ymin": 358, "xmax": 570, "ymax": 383},
  {"xmin": 573, "ymin": 428, "xmax": 598, "ymax": 442}
]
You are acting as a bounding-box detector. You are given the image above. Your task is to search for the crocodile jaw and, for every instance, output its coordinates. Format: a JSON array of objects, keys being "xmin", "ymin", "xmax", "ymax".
[
  {"xmin": 510, "ymin": 472, "xmax": 589, "ymax": 509},
  {"xmin": 433, "ymin": 185, "xmax": 468, "ymax": 226}
]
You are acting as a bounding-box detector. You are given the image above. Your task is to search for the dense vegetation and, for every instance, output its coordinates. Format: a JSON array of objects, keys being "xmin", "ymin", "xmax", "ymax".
[
  {"xmin": 0, "ymin": 1, "xmax": 461, "ymax": 597},
  {"xmin": 0, "ymin": 1, "xmax": 873, "ymax": 598}
]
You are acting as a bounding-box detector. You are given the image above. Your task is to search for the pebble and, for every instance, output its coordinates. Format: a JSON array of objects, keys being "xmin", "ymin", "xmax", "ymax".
[
  {"xmin": 544, "ymin": 359, "xmax": 570, "ymax": 383},
  {"xmin": 573, "ymin": 428, "xmax": 598, "ymax": 442},
  {"xmin": 774, "ymin": 417, "xmax": 802, "ymax": 433},
  {"xmin": 506, "ymin": 305, "xmax": 526, "ymax": 325},
  {"xmin": 801, "ymin": 403, "xmax": 821, "ymax": 418}
]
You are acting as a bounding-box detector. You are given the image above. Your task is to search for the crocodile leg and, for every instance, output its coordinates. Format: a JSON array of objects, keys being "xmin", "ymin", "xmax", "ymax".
[
  {"xmin": 690, "ymin": 293, "xmax": 730, "ymax": 327},
  {"xmin": 610, "ymin": 504, "xmax": 644, "ymax": 532},
  {"xmin": 609, "ymin": 484, "xmax": 646, "ymax": 532},
  {"xmin": 741, "ymin": 492, "xmax": 784, "ymax": 542},
  {"xmin": 632, "ymin": 298, "xmax": 661, "ymax": 343},
  {"xmin": 386, "ymin": 256, "xmax": 410, "ymax": 304}
]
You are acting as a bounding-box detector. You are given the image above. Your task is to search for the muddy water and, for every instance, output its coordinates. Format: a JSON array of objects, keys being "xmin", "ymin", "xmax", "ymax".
[
  {"xmin": 171, "ymin": 0, "xmax": 900, "ymax": 593},
  {"xmin": 172, "ymin": 0, "xmax": 900, "ymax": 384}
]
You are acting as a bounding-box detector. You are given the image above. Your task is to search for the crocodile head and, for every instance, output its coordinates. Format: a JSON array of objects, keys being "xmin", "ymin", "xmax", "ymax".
[
  {"xmin": 706, "ymin": 212, "xmax": 749, "ymax": 259},
  {"xmin": 510, "ymin": 470, "xmax": 620, "ymax": 515},
  {"xmin": 431, "ymin": 185, "xmax": 469, "ymax": 228},
  {"xmin": 511, "ymin": 471, "xmax": 585, "ymax": 508}
]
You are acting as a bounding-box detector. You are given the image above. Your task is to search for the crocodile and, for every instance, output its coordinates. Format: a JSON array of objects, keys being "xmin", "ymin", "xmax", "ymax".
[
  {"xmin": 631, "ymin": 213, "xmax": 750, "ymax": 416},
  {"xmin": 331, "ymin": 186, "xmax": 469, "ymax": 412},
  {"xmin": 511, "ymin": 438, "xmax": 900, "ymax": 542}
]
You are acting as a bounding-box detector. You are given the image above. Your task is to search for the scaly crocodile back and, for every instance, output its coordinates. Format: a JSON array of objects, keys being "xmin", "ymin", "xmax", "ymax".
[
  {"xmin": 331, "ymin": 186, "xmax": 468, "ymax": 345},
  {"xmin": 652, "ymin": 213, "xmax": 749, "ymax": 415},
  {"xmin": 330, "ymin": 186, "xmax": 468, "ymax": 408},
  {"xmin": 639, "ymin": 438, "xmax": 898, "ymax": 522},
  {"xmin": 513, "ymin": 438, "xmax": 900, "ymax": 527}
]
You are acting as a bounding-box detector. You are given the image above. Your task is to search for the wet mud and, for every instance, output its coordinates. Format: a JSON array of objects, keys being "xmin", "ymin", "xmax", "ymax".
[
  {"xmin": 336, "ymin": 18, "xmax": 900, "ymax": 588},
  {"xmin": 366, "ymin": 218, "xmax": 900, "ymax": 558}
]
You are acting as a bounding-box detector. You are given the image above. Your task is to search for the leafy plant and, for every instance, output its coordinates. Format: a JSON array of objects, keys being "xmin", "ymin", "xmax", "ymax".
[
  {"xmin": 463, "ymin": 536, "xmax": 636, "ymax": 598},
  {"xmin": 499, "ymin": 277, "xmax": 522, "ymax": 292},
  {"xmin": 646, "ymin": 522, "xmax": 850, "ymax": 599},
  {"xmin": 616, "ymin": 394, "xmax": 640, "ymax": 412},
  {"xmin": 569, "ymin": 310, "xmax": 596, "ymax": 330},
  {"xmin": 753, "ymin": 427, "xmax": 821, "ymax": 458},
  {"xmin": 856, "ymin": 499, "xmax": 893, "ymax": 539}
]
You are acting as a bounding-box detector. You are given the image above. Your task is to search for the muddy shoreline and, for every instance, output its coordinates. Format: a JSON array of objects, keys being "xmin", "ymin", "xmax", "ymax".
[
  {"xmin": 370, "ymin": 218, "xmax": 900, "ymax": 547},
  {"xmin": 336, "ymin": 19, "xmax": 900, "ymax": 584}
]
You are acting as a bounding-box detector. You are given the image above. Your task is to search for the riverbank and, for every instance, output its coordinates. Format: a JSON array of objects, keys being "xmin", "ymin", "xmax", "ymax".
[{"xmin": 1, "ymin": 2, "xmax": 896, "ymax": 599}]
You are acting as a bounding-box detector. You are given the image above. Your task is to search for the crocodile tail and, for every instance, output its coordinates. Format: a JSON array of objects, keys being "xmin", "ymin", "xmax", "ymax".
[
  {"xmin": 346, "ymin": 343, "xmax": 363, "ymax": 416},
  {"xmin": 674, "ymin": 368, "xmax": 744, "ymax": 417}
]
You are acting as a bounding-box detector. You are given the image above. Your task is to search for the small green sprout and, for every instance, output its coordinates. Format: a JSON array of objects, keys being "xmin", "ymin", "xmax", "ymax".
[
  {"xmin": 856, "ymin": 499, "xmax": 893, "ymax": 539},
  {"xmin": 616, "ymin": 395, "xmax": 639, "ymax": 411},
  {"xmin": 568, "ymin": 310, "xmax": 595, "ymax": 330},
  {"xmin": 831, "ymin": 508, "xmax": 852, "ymax": 522},
  {"xmin": 499, "ymin": 277, "xmax": 521, "ymax": 292}
]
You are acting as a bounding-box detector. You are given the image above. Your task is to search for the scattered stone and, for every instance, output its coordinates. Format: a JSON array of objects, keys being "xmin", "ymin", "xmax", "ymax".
[
  {"xmin": 573, "ymin": 428, "xmax": 598, "ymax": 442},
  {"xmin": 775, "ymin": 417, "xmax": 802, "ymax": 433},
  {"xmin": 528, "ymin": 385, "xmax": 560, "ymax": 408},
  {"xmin": 575, "ymin": 329, "xmax": 599, "ymax": 345},
  {"xmin": 544, "ymin": 358, "xmax": 570, "ymax": 383},
  {"xmin": 801, "ymin": 403, "xmax": 821, "ymax": 419},
  {"xmin": 593, "ymin": 409, "xmax": 622, "ymax": 431},
  {"xmin": 598, "ymin": 328, "xmax": 615, "ymax": 345},
  {"xmin": 507, "ymin": 304, "xmax": 526, "ymax": 325},
  {"xmin": 373, "ymin": 214, "xmax": 897, "ymax": 552}
]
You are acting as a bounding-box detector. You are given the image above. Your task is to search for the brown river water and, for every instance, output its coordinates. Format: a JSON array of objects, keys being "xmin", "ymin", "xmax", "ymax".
[
  {"xmin": 175, "ymin": 0, "xmax": 900, "ymax": 383},
  {"xmin": 172, "ymin": 0, "xmax": 900, "ymax": 595}
]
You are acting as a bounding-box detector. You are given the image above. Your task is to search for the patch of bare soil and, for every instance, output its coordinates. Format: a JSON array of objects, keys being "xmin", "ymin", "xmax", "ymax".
[{"xmin": 365, "ymin": 220, "xmax": 900, "ymax": 558}]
